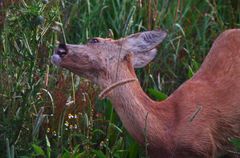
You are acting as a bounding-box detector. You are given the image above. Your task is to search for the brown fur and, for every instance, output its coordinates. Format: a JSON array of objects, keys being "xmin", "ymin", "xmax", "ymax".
[{"xmin": 52, "ymin": 29, "xmax": 240, "ymax": 157}]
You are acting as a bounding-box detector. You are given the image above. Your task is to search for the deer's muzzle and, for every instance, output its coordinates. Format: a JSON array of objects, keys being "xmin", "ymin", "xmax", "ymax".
[{"xmin": 51, "ymin": 43, "xmax": 68, "ymax": 66}]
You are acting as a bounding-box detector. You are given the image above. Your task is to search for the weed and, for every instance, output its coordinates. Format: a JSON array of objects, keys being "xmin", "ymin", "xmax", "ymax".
[{"xmin": 0, "ymin": 0, "xmax": 239, "ymax": 157}]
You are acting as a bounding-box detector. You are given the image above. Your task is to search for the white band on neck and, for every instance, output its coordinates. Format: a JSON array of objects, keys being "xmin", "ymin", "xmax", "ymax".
[{"xmin": 99, "ymin": 78, "xmax": 137, "ymax": 100}]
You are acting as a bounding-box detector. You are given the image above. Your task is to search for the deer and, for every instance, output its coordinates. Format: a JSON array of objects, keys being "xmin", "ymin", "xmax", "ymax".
[{"xmin": 51, "ymin": 29, "xmax": 240, "ymax": 158}]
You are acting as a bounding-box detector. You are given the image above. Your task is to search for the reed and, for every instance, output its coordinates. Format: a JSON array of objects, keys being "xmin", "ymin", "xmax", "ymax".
[{"xmin": 0, "ymin": 0, "xmax": 239, "ymax": 157}]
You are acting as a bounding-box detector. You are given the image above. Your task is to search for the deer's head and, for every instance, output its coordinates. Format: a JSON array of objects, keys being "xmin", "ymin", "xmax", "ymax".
[{"xmin": 51, "ymin": 30, "xmax": 167, "ymax": 86}]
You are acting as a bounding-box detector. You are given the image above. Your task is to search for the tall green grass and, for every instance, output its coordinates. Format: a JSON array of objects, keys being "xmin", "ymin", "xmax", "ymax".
[{"xmin": 0, "ymin": 0, "xmax": 239, "ymax": 157}]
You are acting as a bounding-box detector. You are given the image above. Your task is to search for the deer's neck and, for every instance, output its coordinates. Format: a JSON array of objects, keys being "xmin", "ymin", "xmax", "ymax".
[{"xmin": 99, "ymin": 64, "xmax": 175, "ymax": 148}]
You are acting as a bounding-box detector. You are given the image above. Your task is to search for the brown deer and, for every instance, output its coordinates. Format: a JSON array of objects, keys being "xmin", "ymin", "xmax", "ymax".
[{"xmin": 51, "ymin": 29, "xmax": 240, "ymax": 158}]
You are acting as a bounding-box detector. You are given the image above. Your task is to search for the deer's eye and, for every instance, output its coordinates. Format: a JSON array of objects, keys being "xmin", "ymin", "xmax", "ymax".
[{"xmin": 89, "ymin": 38, "xmax": 100, "ymax": 44}]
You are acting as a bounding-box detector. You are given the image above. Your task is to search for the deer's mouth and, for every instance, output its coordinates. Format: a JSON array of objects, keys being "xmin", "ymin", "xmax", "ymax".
[{"xmin": 51, "ymin": 43, "xmax": 68, "ymax": 66}]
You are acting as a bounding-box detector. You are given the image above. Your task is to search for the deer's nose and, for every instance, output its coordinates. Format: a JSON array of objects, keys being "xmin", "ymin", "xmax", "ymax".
[{"xmin": 56, "ymin": 43, "xmax": 68, "ymax": 57}]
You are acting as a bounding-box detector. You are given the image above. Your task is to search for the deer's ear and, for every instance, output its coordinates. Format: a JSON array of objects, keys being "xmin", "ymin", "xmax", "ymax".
[{"xmin": 121, "ymin": 30, "xmax": 167, "ymax": 68}]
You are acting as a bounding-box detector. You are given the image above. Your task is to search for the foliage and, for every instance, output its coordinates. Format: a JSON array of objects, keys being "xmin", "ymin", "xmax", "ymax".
[{"xmin": 0, "ymin": 0, "xmax": 240, "ymax": 157}]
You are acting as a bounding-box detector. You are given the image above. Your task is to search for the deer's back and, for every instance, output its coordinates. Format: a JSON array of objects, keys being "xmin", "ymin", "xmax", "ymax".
[
  {"xmin": 194, "ymin": 29, "xmax": 240, "ymax": 83},
  {"xmin": 163, "ymin": 29, "xmax": 240, "ymax": 157}
]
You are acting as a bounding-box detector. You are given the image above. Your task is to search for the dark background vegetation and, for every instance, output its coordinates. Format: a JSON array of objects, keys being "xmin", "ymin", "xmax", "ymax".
[{"xmin": 0, "ymin": 0, "xmax": 240, "ymax": 157}]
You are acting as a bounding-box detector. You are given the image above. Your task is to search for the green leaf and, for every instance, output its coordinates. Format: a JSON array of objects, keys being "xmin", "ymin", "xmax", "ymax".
[
  {"xmin": 32, "ymin": 144, "xmax": 45, "ymax": 156},
  {"xmin": 148, "ymin": 88, "xmax": 168, "ymax": 101},
  {"xmin": 188, "ymin": 59, "xmax": 200, "ymax": 78},
  {"xmin": 45, "ymin": 135, "xmax": 51, "ymax": 158},
  {"xmin": 230, "ymin": 138, "xmax": 240, "ymax": 151},
  {"xmin": 92, "ymin": 150, "xmax": 106, "ymax": 158},
  {"xmin": 45, "ymin": 135, "xmax": 51, "ymax": 148},
  {"xmin": 188, "ymin": 65, "xmax": 194, "ymax": 78},
  {"xmin": 127, "ymin": 136, "xmax": 140, "ymax": 158},
  {"xmin": 73, "ymin": 145, "xmax": 80, "ymax": 155},
  {"xmin": 62, "ymin": 150, "xmax": 71, "ymax": 158}
]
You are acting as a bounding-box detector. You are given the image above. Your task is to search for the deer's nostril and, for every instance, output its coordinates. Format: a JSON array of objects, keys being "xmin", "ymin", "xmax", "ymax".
[
  {"xmin": 57, "ymin": 48, "xmax": 67, "ymax": 57},
  {"xmin": 56, "ymin": 43, "xmax": 68, "ymax": 57}
]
